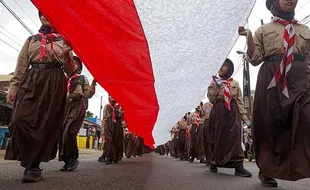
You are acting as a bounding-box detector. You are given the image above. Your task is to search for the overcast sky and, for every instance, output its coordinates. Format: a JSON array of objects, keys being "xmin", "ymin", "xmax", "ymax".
[{"xmin": 0, "ymin": 0, "xmax": 309, "ymax": 118}]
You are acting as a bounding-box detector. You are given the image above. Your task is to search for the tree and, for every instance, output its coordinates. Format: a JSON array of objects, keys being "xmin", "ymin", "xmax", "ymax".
[{"xmin": 85, "ymin": 111, "xmax": 94, "ymax": 119}]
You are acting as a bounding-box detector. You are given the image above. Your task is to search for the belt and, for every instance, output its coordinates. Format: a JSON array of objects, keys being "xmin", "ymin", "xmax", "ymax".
[
  {"xmin": 30, "ymin": 62, "xmax": 61, "ymax": 70},
  {"xmin": 264, "ymin": 54, "xmax": 305, "ymax": 61},
  {"xmin": 68, "ymin": 96, "xmax": 83, "ymax": 102}
]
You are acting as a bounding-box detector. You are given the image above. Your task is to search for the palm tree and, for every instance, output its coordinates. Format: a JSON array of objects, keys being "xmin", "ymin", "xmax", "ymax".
[{"xmin": 85, "ymin": 111, "xmax": 94, "ymax": 119}]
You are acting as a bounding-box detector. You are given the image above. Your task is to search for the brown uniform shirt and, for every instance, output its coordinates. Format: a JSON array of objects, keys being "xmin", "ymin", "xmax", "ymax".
[
  {"xmin": 201, "ymin": 102, "xmax": 212, "ymax": 121},
  {"xmin": 207, "ymin": 80, "xmax": 245, "ymax": 115},
  {"xmin": 9, "ymin": 36, "xmax": 75, "ymax": 91},
  {"xmin": 177, "ymin": 118, "xmax": 187, "ymax": 130},
  {"xmin": 101, "ymin": 104, "xmax": 111, "ymax": 131},
  {"xmin": 188, "ymin": 111, "xmax": 201, "ymax": 125},
  {"xmin": 69, "ymin": 75, "xmax": 96, "ymax": 98},
  {"xmin": 250, "ymin": 22, "xmax": 310, "ymax": 66},
  {"xmin": 101, "ymin": 104, "xmax": 123, "ymax": 130},
  {"xmin": 170, "ymin": 125, "xmax": 179, "ymax": 139}
]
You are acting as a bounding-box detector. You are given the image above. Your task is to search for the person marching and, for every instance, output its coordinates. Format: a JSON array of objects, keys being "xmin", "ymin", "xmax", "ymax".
[
  {"xmin": 202, "ymin": 102, "xmax": 213, "ymax": 166},
  {"xmin": 207, "ymin": 58, "xmax": 252, "ymax": 177},
  {"xmin": 170, "ymin": 125, "xmax": 179, "ymax": 158},
  {"xmin": 197, "ymin": 103, "xmax": 206, "ymax": 164},
  {"xmin": 239, "ymin": 0, "xmax": 310, "ymax": 187},
  {"xmin": 100, "ymin": 96, "xmax": 123, "ymax": 165},
  {"xmin": 59, "ymin": 56, "xmax": 96, "ymax": 171},
  {"xmin": 177, "ymin": 115, "xmax": 190, "ymax": 161},
  {"xmin": 188, "ymin": 106, "xmax": 204, "ymax": 163},
  {"xmin": 5, "ymin": 12, "xmax": 76, "ymax": 182},
  {"xmin": 115, "ymin": 106, "xmax": 125, "ymax": 162}
]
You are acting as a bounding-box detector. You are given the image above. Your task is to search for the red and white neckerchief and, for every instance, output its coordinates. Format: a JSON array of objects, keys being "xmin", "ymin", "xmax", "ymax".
[
  {"xmin": 109, "ymin": 103, "xmax": 119, "ymax": 123},
  {"xmin": 186, "ymin": 127, "xmax": 190, "ymax": 140},
  {"xmin": 196, "ymin": 112, "xmax": 200, "ymax": 125},
  {"xmin": 38, "ymin": 32, "xmax": 60, "ymax": 62},
  {"xmin": 66, "ymin": 73, "xmax": 80, "ymax": 97},
  {"xmin": 212, "ymin": 76, "xmax": 233, "ymax": 110},
  {"xmin": 267, "ymin": 17, "xmax": 297, "ymax": 98}
]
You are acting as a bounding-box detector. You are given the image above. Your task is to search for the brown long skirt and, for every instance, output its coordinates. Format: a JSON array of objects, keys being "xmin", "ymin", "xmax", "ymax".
[
  {"xmin": 124, "ymin": 133, "xmax": 134, "ymax": 158},
  {"xmin": 168, "ymin": 140, "xmax": 175, "ymax": 157},
  {"xmin": 197, "ymin": 124, "xmax": 205, "ymax": 160},
  {"xmin": 190, "ymin": 124, "xmax": 202, "ymax": 160},
  {"xmin": 5, "ymin": 67, "xmax": 66, "ymax": 168},
  {"xmin": 209, "ymin": 99, "xmax": 244, "ymax": 168},
  {"xmin": 203, "ymin": 119, "xmax": 211, "ymax": 164},
  {"xmin": 178, "ymin": 129, "xmax": 189, "ymax": 158},
  {"xmin": 114, "ymin": 121, "xmax": 124, "ymax": 160},
  {"xmin": 253, "ymin": 59, "xmax": 310, "ymax": 181},
  {"xmin": 59, "ymin": 98, "xmax": 86, "ymax": 162},
  {"xmin": 104, "ymin": 121, "xmax": 116, "ymax": 161}
]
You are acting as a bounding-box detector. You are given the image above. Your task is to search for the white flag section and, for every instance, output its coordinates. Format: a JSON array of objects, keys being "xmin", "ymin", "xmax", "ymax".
[{"xmin": 134, "ymin": 0, "xmax": 256, "ymax": 145}]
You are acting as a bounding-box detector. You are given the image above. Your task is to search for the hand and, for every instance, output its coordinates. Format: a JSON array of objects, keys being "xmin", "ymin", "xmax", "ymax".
[
  {"xmin": 242, "ymin": 115, "xmax": 251, "ymax": 126},
  {"xmin": 244, "ymin": 120, "xmax": 251, "ymax": 127},
  {"xmin": 63, "ymin": 45, "xmax": 72, "ymax": 56},
  {"xmin": 238, "ymin": 26, "xmax": 251, "ymax": 36},
  {"xmin": 91, "ymin": 79, "xmax": 97, "ymax": 86},
  {"xmin": 6, "ymin": 90, "xmax": 16, "ymax": 104}
]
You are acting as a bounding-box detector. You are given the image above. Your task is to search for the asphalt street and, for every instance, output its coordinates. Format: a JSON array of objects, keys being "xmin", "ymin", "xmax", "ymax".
[{"xmin": 0, "ymin": 153, "xmax": 309, "ymax": 190}]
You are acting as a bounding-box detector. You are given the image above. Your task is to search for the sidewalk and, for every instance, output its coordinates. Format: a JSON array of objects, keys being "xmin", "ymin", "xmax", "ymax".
[{"xmin": 0, "ymin": 149, "xmax": 102, "ymax": 164}]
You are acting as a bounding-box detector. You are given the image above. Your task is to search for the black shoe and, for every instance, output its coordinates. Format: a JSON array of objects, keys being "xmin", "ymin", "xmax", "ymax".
[
  {"xmin": 200, "ymin": 158, "xmax": 206, "ymax": 164},
  {"xmin": 105, "ymin": 160, "xmax": 113, "ymax": 165},
  {"xmin": 22, "ymin": 168, "xmax": 43, "ymax": 183},
  {"xmin": 189, "ymin": 158, "xmax": 194, "ymax": 163},
  {"xmin": 234, "ymin": 166, "xmax": 252, "ymax": 177},
  {"xmin": 208, "ymin": 165, "xmax": 218, "ymax": 173},
  {"xmin": 113, "ymin": 160, "xmax": 119, "ymax": 164},
  {"xmin": 23, "ymin": 169, "xmax": 28, "ymax": 176},
  {"xmin": 180, "ymin": 157, "xmax": 184, "ymax": 161},
  {"xmin": 98, "ymin": 157, "xmax": 106, "ymax": 162},
  {"xmin": 258, "ymin": 172, "xmax": 278, "ymax": 187},
  {"xmin": 67, "ymin": 159, "xmax": 79, "ymax": 171},
  {"xmin": 60, "ymin": 164, "xmax": 68, "ymax": 172}
]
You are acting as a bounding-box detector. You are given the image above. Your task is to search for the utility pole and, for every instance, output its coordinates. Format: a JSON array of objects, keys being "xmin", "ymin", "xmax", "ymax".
[
  {"xmin": 261, "ymin": 19, "xmax": 264, "ymax": 26},
  {"xmin": 99, "ymin": 96, "xmax": 103, "ymax": 120},
  {"xmin": 244, "ymin": 55, "xmax": 252, "ymax": 119},
  {"xmin": 0, "ymin": 0, "xmax": 34, "ymax": 35},
  {"xmin": 237, "ymin": 50, "xmax": 252, "ymax": 119}
]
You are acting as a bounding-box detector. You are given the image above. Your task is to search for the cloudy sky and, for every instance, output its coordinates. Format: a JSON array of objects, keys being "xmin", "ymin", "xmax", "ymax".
[{"xmin": 0, "ymin": 0, "xmax": 309, "ymax": 118}]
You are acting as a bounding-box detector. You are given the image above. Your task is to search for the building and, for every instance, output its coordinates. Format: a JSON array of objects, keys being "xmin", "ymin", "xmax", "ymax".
[
  {"xmin": 0, "ymin": 74, "xmax": 13, "ymax": 92},
  {"xmin": 78, "ymin": 117, "xmax": 102, "ymax": 149}
]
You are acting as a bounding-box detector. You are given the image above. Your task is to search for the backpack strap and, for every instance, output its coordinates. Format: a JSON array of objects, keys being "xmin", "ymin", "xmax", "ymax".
[
  {"xmin": 80, "ymin": 75, "xmax": 85, "ymax": 92},
  {"xmin": 27, "ymin": 35, "xmax": 35, "ymax": 42}
]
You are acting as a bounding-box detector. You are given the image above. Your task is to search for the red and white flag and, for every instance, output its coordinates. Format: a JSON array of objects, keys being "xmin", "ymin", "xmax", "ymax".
[{"xmin": 31, "ymin": 0, "xmax": 255, "ymax": 146}]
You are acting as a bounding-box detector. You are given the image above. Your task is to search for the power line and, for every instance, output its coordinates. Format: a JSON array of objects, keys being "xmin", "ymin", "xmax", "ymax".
[
  {"xmin": 300, "ymin": 14, "xmax": 310, "ymax": 23},
  {"xmin": 0, "ymin": 29, "xmax": 22, "ymax": 48},
  {"xmin": 233, "ymin": 63, "xmax": 244, "ymax": 77},
  {"xmin": 0, "ymin": 0, "xmax": 34, "ymax": 35},
  {"xmin": 0, "ymin": 37, "xmax": 19, "ymax": 52},
  {"xmin": 302, "ymin": 18, "xmax": 310, "ymax": 25},
  {"xmin": 12, "ymin": 0, "xmax": 39, "ymax": 28},
  {"xmin": 0, "ymin": 25, "xmax": 23, "ymax": 43},
  {"xmin": 296, "ymin": 0, "xmax": 310, "ymax": 12},
  {"xmin": 232, "ymin": 58, "xmax": 244, "ymax": 77}
]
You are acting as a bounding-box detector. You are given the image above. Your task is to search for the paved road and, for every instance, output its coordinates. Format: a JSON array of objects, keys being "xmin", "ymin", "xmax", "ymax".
[{"xmin": 0, "ymin": 154, "xmax": 309, "ymax": 190}]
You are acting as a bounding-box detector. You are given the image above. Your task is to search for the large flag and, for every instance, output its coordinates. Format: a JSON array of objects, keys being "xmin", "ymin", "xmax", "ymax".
[{"xmin": 31, "ymin": 0, "xmax": 256, "ymax": 146}]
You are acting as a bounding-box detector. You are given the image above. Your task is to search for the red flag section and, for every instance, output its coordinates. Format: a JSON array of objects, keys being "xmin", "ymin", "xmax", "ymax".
[{"xmin": 31, "ymin": 0, "xmax": 159, "ymax": 146}]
